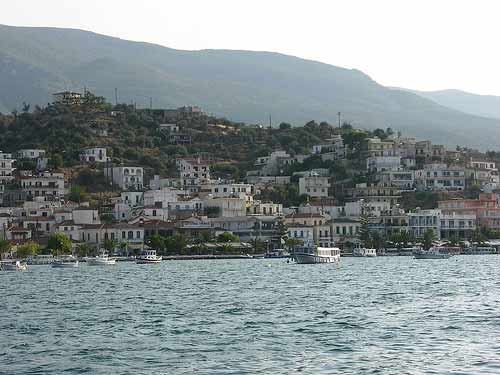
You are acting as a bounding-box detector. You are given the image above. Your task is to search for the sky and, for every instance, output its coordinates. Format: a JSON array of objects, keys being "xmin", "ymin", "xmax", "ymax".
[{"xmin": 2, "ymin": 0, "xmax": 500, "ymax": 95}]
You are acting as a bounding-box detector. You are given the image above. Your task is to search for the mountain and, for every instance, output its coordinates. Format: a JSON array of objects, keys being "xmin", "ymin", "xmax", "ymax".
[
  {"xmin": 401, "ymin": 88, "xmax": 500, "ymax": 120},
  {"xmin": 0, "ymin": 24, "xmax": 499, "ymax": 149}
]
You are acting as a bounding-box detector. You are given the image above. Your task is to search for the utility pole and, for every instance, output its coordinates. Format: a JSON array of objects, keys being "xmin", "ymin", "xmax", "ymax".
[
  {"xmin": 337, "ymin": 112, "xmax": 341, "ymax": 128},
  {"xmin": 150, "ymin": 97, "xmax": 153, "ymax": 110},
  {"xmin": 115, "ymin": 88, "xmax": 118, "ymax": 106}
]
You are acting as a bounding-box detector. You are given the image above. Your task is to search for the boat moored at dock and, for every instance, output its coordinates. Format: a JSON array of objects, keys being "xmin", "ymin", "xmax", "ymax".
[
  {"xmin": 51, "ymin": 256, "xmax": 79, "ymax": 268},
  {"xmin": 85, "ymin": 252, "xmax": 117, "ymax": 266},
  {"xmin": 136, "ymin": 250, "xmax": 162, "ymax": 264},
  {"xmin": 292, "ymin": 241, "xmax": 341, "ymax": 264},
  {"xmin": 353, "ymin": 247, "xmax": 377, "ymax": 257},
  {"xmin": 413, "ymin": 247, "xmax": 454, "ymax": 259},
  {"xmin": 1, "ymin": 260, "xmax": 28, "ymax": 271}
]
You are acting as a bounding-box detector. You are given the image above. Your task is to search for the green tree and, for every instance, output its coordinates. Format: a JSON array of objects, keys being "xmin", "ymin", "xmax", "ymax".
[
  {"xmin": 148, "ymin": 234, "xmax": 166, "ymax": 252},
  {"xmin": 217, "ymin": 232, "xmax": 240, "ymax": 243},
  {"xmin": 285, "ymin": 237, "xmax": 302, "ymax": 250},
  {"xmin": 103, "ymin": 238, "xmax": 118, "ymax": 253},
  {"xmin": 422, "ymin": 229, "xmax": 437, "ymax": 250},
  {"xmin": 68, "ymin": 185, "xmax": 88, "ymax": 203},
  {"xmin": 279, "ymin": 122, "xmax": 292, "ymax": 130},
  {"xmin": 48, "ymin": 233, "xmax": 72, "ymax": 256},
  {"xmin": 0, "ymin": 239, "xmax": 12, "ymax": 255},
  {"xmin": 164, "ymin": 234, "xmax": 188, "ymax": 255},
  {"xmin": 76, "ymin": 243, "xmax": 93, "ymax": 257},
  {"xmin": 370, "ymin": 231, "xmax": 385, "ymax": 250},
  {"xmin": 16, "ymin": 240, "xmax": 39, "ymax": 259},
  {"xmin": 357, "ymin": 202, "xmax": 372, "ymax": 248}
]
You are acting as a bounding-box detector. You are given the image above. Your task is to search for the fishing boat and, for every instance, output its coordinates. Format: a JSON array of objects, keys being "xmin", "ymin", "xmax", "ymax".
[
  {"xmin": 413, "ymin": 247, "xmax": 453, "ymax": 259},
  {"xmin": 1, "ymin": 260, "xmax": 28, "ymax": 271},
  {"xmin": 292, "ymin": 241, "xmax": 340, "ymax": 264},
  {"xmin": 352, "ymin": 247, "xmax": 377, "ymax": 257},
  {"xmin": 85, "ymin": 252, "xmax": 116, "ymax": 266},
  {"xmin": 51, "ymin": 255, "xmax": 79, "ymax": 268},
  {"xmin": 136, "ymin": 249, "xmax": 162, "ymax": 264}
]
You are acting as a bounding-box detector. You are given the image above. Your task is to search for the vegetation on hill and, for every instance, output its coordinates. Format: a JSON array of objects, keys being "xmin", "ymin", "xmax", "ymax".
[{"xmin": 2, "ymin": 24, "xmax": 500, "ymax": 149}]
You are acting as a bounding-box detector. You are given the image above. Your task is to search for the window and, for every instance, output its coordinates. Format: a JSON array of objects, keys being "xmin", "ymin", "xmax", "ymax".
[{"xmin": 136, "ymin": 231, "xmax": 141, "ymax": 239}]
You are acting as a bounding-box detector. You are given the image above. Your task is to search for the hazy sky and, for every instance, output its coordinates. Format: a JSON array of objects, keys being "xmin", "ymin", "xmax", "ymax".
[{"xmin": 2, "ymin": 0, "xmax": 499, "ymax": 95}]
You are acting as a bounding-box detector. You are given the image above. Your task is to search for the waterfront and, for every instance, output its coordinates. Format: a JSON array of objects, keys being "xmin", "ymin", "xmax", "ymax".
[{"xmin": 2, "ymin": 256, "xmax": 500, "ymax": 374}]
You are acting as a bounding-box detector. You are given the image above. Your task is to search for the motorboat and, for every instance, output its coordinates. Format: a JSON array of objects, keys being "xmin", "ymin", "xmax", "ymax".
[
  {"xmin": 85, "ymin": 252, "xmax": 117, "ymax": 266},
  {"xmin": 1, "ymin": 260, "xmax": 28, "ymax": 271},
  {"xmin": 353, "ymin": 247, "xmax": 377, "ymax": 257},
  {"xmin": 51, "ymin": 255, "xmax": 79, "ymax": 268},
  {"xmin": 292, "ymin": 241, "xmax": 341, "ymax": 264},
  {"xmin": 413, "ymin": 247, "xmax": 453, "ymax": 259},
  {"xmin": 264, "ymin": 249, "xmax": 291, "ymax": 258},
  {"xmin": 136, "ymin": 250, "xmax": 162, "ymax": 264}
]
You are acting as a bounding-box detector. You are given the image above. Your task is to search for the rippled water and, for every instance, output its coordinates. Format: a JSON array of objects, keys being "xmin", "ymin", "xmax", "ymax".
[{"xmin": 2, "ymin": 256, "xmax": 500, "ymax": 374}]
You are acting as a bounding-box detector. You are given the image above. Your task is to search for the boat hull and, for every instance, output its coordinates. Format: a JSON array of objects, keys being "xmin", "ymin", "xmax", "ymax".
[
  {"xmin": 51, "ymin": 260, "xmax": 79, "ymax": 268},
  {"xmin": 86, "ymin": 258, "xmax": 116, "ymax": 266},
  {"xmin": 1, "ymin": 262, "xmax": 27, "ymax": 271},
  {"xmin": 136, "ymin": 257, "xmax": 162, "ymax": 264},
  {"xmin": 294, "ymin": 253, "xmax": 340, "ymax": 264},
  {"xmin": 414, "ymin": 253, "xmax": 452, "ymax": 259}
]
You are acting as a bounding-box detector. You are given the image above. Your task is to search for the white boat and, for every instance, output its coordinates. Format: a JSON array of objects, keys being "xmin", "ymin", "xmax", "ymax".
[
  {"xmin": 1, "ymin": 260, "xmax": 28, "ymax": 271},
  {"xmin": 414, "ymin": 247, "xmax": 453, "ymax": 259},
  {"xmin": 85, "ymin": 252, "xmax": 117, "ymax": 266},
  {"xmin": 136, "ymin": 250, "xmax": 162, "ymax": 264},
  {"xmin": 51, "ymin": 256, "xmax": 79, "ymax": 268},
  {"xmin": 353, "ymin": 247, "xmax": 377, "ymax": 257},
  {"xmin": 293, "ymin": 242, "xmax": 340, "ymax": 264}
]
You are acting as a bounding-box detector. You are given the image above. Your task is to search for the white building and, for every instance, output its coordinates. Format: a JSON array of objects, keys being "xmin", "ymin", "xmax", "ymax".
[
  {"xmin": 407, "ymin": 209, "xmax": 440, "ymax": 238},
  {"xmin": 415, "ymin": 164, "xmax": 466, "ymax": 191},
  {"xmin": 105, "ymin": 167, "xmax": 144, "ymax": 190},
  {"xmin": 17, "ymin": 149, "xmax": 46, "ymax": 159},
  {"xmin": 158, "ymin": 123, "xmax": 179, "ymax": 133},
  {"xmin": 79, "ymin": 147, "xmax": 109, "ymax": 163},
  {"xmin": 0, "ymin": 151, "xmax": 15, "ymax": 184},
  {"xmin": 176, "ymin": 158, "xmax": 210, "ymax": 191},
  {"xmin": 312, "ymin": 135, "xmax": 346, "ymax": 161},
  {"xmin": 201, "ymin": 182, "xmax": 253, "ymax": 199},
  {"xmin": 367, "ymin": 156, "xmax": 401, "ymax": 172},
  {"xmin": 204, "ymin": 197, "xmax": 246, "ymax": 217},
  {"xmin": 299, "ymin": 176, "xmax": 330, "ymax": 198},
  {"xmin": 20, "ymin": 172, "xmax": 65, "ymax": 198}
]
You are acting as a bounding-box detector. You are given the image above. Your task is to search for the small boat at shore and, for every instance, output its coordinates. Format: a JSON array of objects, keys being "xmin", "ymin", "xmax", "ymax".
[
  {"xmin": 136, "ymin": 250, "xmax": 162, "ymax": 264},
  {"xmin": 414, "ymin": 247, "xmax": 453, "ymax": 259},
  {"xmin": 85, "ymin": 252, "xmax": 116, "ymax": 266},
  {"xmin": 353, "ymin": 247, "xmax": 377, "ymax": 257},
  {"xmin": 51, "ymin": 256, "xmax": 79, "ymax": 268},
  {"xmin": 293, "ymin": 241, "xmax": 340, "ymax": 264},
  {"xmin": 1, "ymin": 260, "xmax": 28, "ymax": 271}
]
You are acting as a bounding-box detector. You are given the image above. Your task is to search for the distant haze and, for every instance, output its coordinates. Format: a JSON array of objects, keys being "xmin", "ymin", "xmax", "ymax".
[{"xmin": 1, "ymin": 0, "xmax": 500, "ymax": 96}]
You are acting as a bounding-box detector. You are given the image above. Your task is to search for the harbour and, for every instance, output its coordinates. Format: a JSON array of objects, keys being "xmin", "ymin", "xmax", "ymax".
[{"xmin": 2, "ymin": 256, "xmax": 500, "ymax": 374}]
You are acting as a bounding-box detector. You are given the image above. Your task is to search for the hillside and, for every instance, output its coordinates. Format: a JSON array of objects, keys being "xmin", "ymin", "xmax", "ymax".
[
  {"xmin": 1, "ymin": 24, "xmax": 500, "ymax": 149},
  {"xmin": 402, "ymin": 88, "xmax": 500, "ymax": 120}
]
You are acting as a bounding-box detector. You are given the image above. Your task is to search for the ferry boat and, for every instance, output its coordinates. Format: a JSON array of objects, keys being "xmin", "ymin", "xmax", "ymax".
[
  {"xmin": 352, "ymin": 247, "xmax": 377, "ymax": 257},
  {"xmin": 413, "ymin": 247, "xmax": 453, "ymax": 259},
  {"xmin": 292, "ymin": 241, "xmax": 341, "ymax": 264},
  {"xmin": 85, "ymin": 252, "xmax": 117, "ymax": 266},
  {"xmin": 1, "ymin": 260, "xmax": 28, "ymax": 271},
  {"xmin": 51, "ymin": 255, "xmax": 79, "ymax": 268},
  {"xmin": 136, "ymin": 249, "xmax": 162, "ymax": 264}
]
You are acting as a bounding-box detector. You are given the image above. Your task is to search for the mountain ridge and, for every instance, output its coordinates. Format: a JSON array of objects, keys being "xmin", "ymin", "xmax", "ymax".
[{"xmin": 0, "ymin": 24, "xmax": 499, "ymax": 149}]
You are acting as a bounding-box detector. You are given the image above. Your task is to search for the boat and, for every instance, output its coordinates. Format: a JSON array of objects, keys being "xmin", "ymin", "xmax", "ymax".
[
  {"xmin": 51, "ymin": 255, "xmax": 79, "ymax": 268},
  {"xmin": 1, "ymin": 260, "xmax": 28, "ymax": 271},
  {"xmin": 292, "ymin": 241, "xmax": 341, "ymax": 264},
  {"xmin": 413, "ymin": 247, "xmax": 453, "ymax": 259},
  {"xmin": 136, "ymin": 249, "xmax": 162, "ymax": 264},
  {"xmin": 264, "ymin": 249, "xmax": 291, "ymax": 258},
  {"xmin": 85, "ymin": 252, "xmax": 117, "ymax": 266},
  {"xmin": 352, "ymin": 247, "xmax": 377, "ymax": 257}
]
